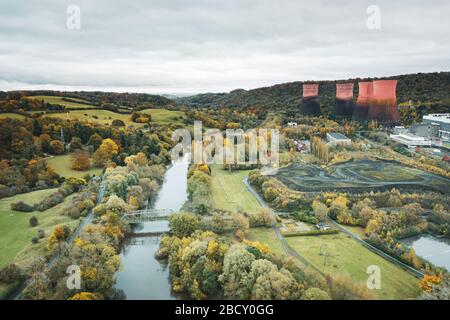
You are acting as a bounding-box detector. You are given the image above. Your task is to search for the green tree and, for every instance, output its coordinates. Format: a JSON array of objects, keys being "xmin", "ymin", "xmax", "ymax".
[
  {"xmin": 169, "ymin": 212, "xmax": 200, "ymax": 238},
  {"xmin": 69, "ymin": 137, "xmax": 82, "ymax": 152},
  {"xmin": 302, "ymin": 287, "xmax": 331, "ymax": 300},
  {"xmin": 312, "ymin": 200, "xmax": 329, "ymax": 222}
]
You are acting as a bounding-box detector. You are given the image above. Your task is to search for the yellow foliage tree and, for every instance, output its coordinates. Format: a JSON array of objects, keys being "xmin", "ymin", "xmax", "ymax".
[
  {"xmin": 420, "ymin": 274, "xmax": 442, "ymax": 293},
  {"xmin": 68, "ymin": 292, "xmax": 103, "ymax": 300}
]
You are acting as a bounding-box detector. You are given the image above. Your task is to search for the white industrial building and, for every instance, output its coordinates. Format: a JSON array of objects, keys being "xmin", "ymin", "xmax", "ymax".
[
  {"xmin": 422, "ymin": 114, "xmax": 450, "ymax": 142},
  {"xmin": 390, "ymin": 133, "xmax": 432, "ymax": 147}
]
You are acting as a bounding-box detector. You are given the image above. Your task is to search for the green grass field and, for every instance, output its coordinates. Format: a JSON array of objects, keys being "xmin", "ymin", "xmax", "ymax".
[
  {"xmin": 47, "ymin": 154, "xmax": 102, "ymax": 179},
  {"xmin": 210, "ymin": 166, "xmax": 260, "ymax": 214},
  {"xmin": 141, "ymin": 108, "xmax": 186, "ymax": 125},
  {"xmin": 286, "ymin": 233, "xmax": 421, "ymax": 299},
  {"xmin": 341, "ymin": 225, "xmax": 368, "ymax": 239},
  {"xmin": 0, "ymin": 113, "xmax": 26, "ymax": 120},
  {"xmin": 44, "ymin": 108, "xmax": 185, "ymax": 127},
  {"xmin": 44, "ymin": 109, "xmax": 139, "ymax": 126},
  {"xmin": 247, "ymin": 227, "xmax": 284, "ymax": 255},
  {"xmin": 0, "ymin": 189, "xmax": 79, "ymax": 269},
  {"xmin": 28, "ymin": 95, "xmax": 95, "ymax": 109}
]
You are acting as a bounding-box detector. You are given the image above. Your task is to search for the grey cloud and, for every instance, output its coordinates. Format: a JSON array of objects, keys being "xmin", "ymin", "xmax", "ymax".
[{"xmin": 0, "ymin": 0, "xmax": 449, "ymax": 94}]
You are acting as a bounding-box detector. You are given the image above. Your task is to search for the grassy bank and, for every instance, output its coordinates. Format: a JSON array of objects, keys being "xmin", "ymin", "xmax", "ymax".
[
  {"xmin": 44, "ymin": 109, "xmax": 138, "ymax": 126},
  {"xmin": 0, "ymin": 189, "xmax": 79, "ymax": 268},
  {"xmin": 210, "ymin": 166, "xmax": 260, "ymax": 214},
  {"xmin": 43, "ymin": 108, "xmax": 185, "ymax": 127},
  {"xmin": 27, "ymin": 96, "xmax": 96, "ymax": 109},
  {"xmin": 141, "ymin": 108, "xmax": 186, "ymax": 125},
  {"xmin": 0, "ymin": 113, "xmax": 26, "ymax": 120}
]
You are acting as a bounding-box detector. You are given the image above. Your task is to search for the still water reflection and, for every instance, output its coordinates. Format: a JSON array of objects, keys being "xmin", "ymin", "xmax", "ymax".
[{"xmin": 115, "ymin": 156, "xmax": 189, "ymax": 299}]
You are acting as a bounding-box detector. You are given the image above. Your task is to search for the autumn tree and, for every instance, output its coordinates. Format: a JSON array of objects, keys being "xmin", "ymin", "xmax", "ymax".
[
  {"xmin": 68, "ymin": 292, "xmax": 104, "ymax": 300},
  {"xmin": 71, "ymin": 151, "xmax": 91, "ymax": 171},
  {"xmin": 93, "ymin": 138, "xmax": 119, "ymax": 167},
  {"xmin": 87, "ymin": 133, "xmax": 103, "ymax": 151},
  {"xmin": 39, "ymin": 134, "xmax": 52, "ymax": 154},
  {"xmin": 47, "ymin": 224, "xmax": 71, "ymax": 252},
  {"xmin": 311, "ymin": 137, "xmax": 329, "ymax": 163},
  {"xmin": 302, "ymin": 287, "xmax": 331, "ymax": 300},
  {"xmin": 249, "ymin": 208, "xmax": 275, "ymax": 227},
  {"xmin": 312, "ymin": 200, "xmax": 329, "ymax": 222},
  {"xmin": 420, "ymin": 274, "xmax": 442, "ymax": 293},
  {"xmin": 232, "ymin": 212, "xmax": 249, "ymax": 234},
  {"xmin": 69, "ymin": 137, "xmax": 82, "ymax": 152},
  {"xmin": 168, "ymin": 212, "xmax": 200, "ymax": 238},
  {"xmin": 50, "ymin": 140, "xmax": 65, "ymax": 155}
]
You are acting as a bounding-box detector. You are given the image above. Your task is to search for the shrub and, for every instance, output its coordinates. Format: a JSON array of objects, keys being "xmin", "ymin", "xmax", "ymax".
[
  {"xmin": 37, "ymin": 192, "xmax": 64, "ymax": 211},
  {"xmin": 83, "ymin": 199, "xmax": 95, "ymax": 210},
  {"xmin": 31, "ymin": 237, "xmax": 39, "ymax": 244},
  {"xmin": 65, "ymin": 177, "xmax": 86, "ymax": 192},
  {"xmin": 93, "ymin": 203, "xmax": 107, "ymax": 216},
  {"xmin": 58, "ymin": 184, "xmax": 74, "ymax": 197},
  {"xmin": 11, "ymin": 201, "xmax": 34, "ymax": 212},
  {"xmin": 37, "ymin": 229, "xmax": 46, "ymax": 239},
  {"xmin": 0, "ymin": 264, "xmax": 23, "ymax": 284},
  {"xmin": 112, "ymin": 119, "xmax": 126, "ymax": 127},
  {"xmin": 29, "ymin": 216, "xmax": 38, "ymax": 227},
  {"xmin": 0, "ymin": 184, "xmax": 13, "ymax": 199},
  {"xmin": 292, "ymin": 211, "xmax": 319, "ymax": 224},
  {"xmin": 68, "ymin": 207, "xmax": 81, "ymax": 219},
  {"xmin": 302, "ymin": 287, "xmax": 331, "ymax": 300},
  {"xmin": 232, "ymin": 212, "xmax": 249, "ymax": 233},
  {"xmin": 249, "ymin": 208, "xmax": 275, "ymax": 227}
]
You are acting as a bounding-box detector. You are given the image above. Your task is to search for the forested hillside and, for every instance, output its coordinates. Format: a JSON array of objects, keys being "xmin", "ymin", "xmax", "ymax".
[
  {"xmin": 177, "ymin": 72, "xmax": 450, "ymax": 118},
  {"xmin": 0, "ymin": 90, "xmax": 174, "ymax": 112}
]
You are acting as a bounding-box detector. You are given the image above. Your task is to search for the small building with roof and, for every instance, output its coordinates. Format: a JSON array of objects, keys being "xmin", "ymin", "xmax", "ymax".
[{"xmin": 326, "ymin": 132, "xmax": 352, "ymax": 145}]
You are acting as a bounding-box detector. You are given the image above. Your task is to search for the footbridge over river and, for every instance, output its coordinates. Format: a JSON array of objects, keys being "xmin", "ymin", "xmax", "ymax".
[{"xmin": 122, "ymin": 209, "xmax": 175, "ymax": 223}]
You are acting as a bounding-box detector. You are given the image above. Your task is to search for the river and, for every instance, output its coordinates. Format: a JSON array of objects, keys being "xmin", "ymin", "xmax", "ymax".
[
  {"xmin": 115, "ymin": 155, "xmax": 189, "ymax": 299},
  {"xmin": 401, "ymin": 234, "xmax": 450, "ymax": 271}
]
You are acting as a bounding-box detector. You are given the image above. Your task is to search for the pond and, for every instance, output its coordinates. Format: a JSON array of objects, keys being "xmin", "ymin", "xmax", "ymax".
[
  {"xmin": 401, "ymin": 235, "xmax": 450, "ymax": 271},
  {"xmin": 115, "ymin": 155, "xmax": 189, "ymax": 299}
]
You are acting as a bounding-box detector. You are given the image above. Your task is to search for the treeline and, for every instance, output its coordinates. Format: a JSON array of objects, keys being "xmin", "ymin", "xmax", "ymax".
[
  {"xmin": 178, "ymin": 72, "xmax": 450, "ymax": 118},
  {"xmin": 0, "ymin": 90, "xmax": 175, "ymax": 111},
  {"xmin": 155, "ymin": 212, "xmax": 374, "ymax": 300}
]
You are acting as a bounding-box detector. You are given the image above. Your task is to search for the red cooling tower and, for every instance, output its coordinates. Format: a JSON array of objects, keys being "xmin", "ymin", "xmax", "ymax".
[
  {"xmin": 331, "ymin": 83, "xmax": 355, "ymax": 119},
  {"xmin": 299, "ymin": 83, "xmax": 321, "ymax": 116},
  {"xmin": 357, "ymin": 81, "xmax": 373, "ymax": 105},
  {"xmin": 303, "ymin": 84, "xmax": 319, "ymax": 98},
  {"xmin": 336, "ymin": 83, "xmax": 354, "ymax": 100},
  {"xmin": 353, "ymin": 81, "xmax": 372, "ymax": 121},
  {"xmin": 367, "ymin": 80, "xmax": 400, "ymax": 125}
]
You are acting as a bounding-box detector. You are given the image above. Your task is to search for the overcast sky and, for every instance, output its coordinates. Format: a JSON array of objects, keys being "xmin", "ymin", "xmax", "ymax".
[{"xmin": 0, "ymin": 0, "xmax": 449, "ymax": 95}]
